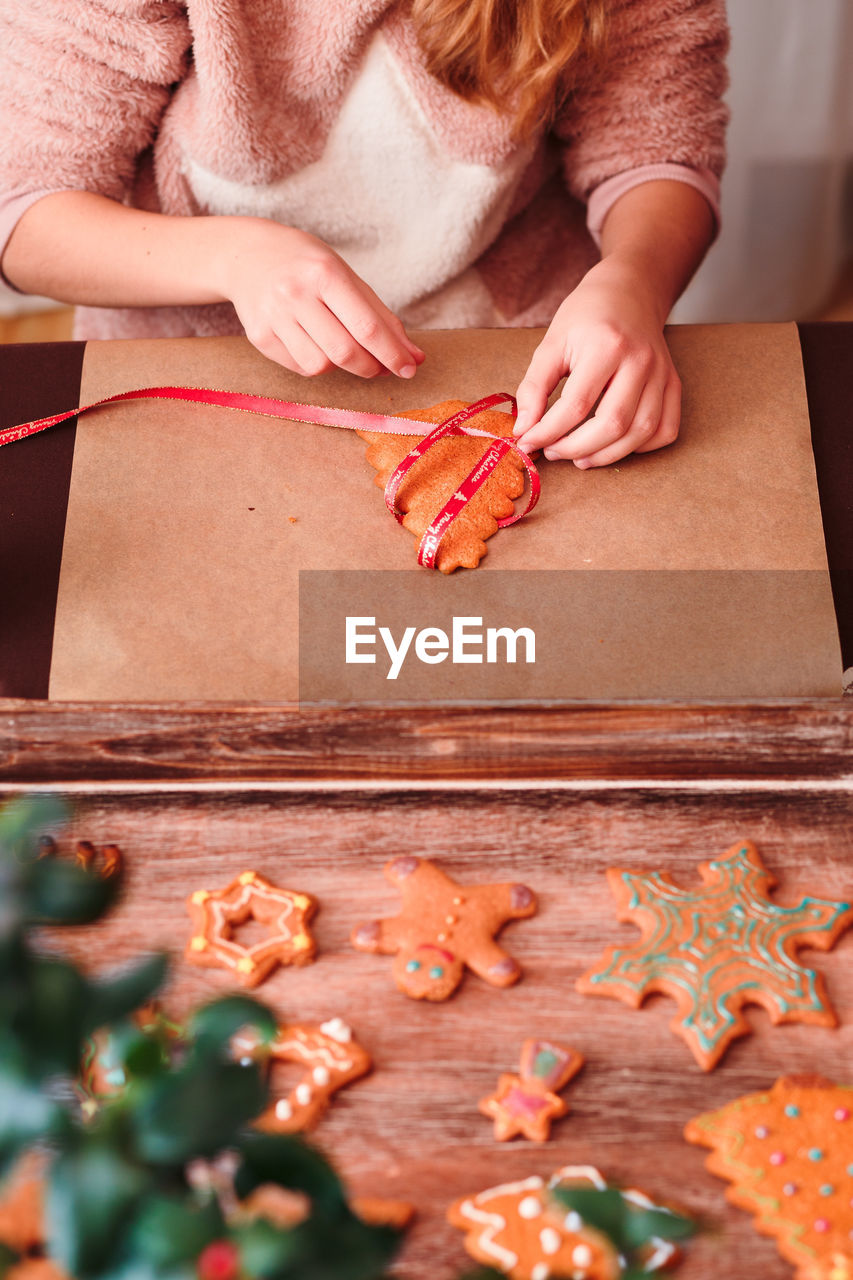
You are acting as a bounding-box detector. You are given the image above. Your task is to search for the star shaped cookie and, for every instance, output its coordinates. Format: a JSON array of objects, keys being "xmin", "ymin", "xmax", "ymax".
[
  {"xmin": 577, "ymin": 842, "xmax": 852, "ymax": 1070},
  {"xmin": 686, "ymin": 1075, "xmax": 853, "ymax": 1280},
  {"xmin": 351, "ymin": 856, "xmax": 537, "ymax": 1000},
  {"xmin": 185, "ymin": 870, "xmax": 317, "ymax": 988},
  {"xmin": 480, "ymin": 1040, "xmax": 584, "ymax": 1142}
]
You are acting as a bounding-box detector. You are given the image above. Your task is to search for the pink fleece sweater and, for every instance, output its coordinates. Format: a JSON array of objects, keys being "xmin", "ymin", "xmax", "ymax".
[{"xmin": 0, "ymin": 0, "xmax": 728, "ymax": 339}]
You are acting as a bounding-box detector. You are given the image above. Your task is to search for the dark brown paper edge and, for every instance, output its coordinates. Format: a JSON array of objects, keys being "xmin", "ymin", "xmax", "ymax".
[{"xmin": 0, "ymin": 341, "xmax": 83, "ymax": 698}]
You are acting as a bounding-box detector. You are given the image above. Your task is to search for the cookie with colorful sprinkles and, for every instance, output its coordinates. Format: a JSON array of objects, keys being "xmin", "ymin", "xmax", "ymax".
[
  {"xmin": 686, "ymin": 1076, "xmax": 853, "ymax": 1280},
  {"xmin": 448, "ymin": 1165, "xmax": 682, "ymax": 1280},
  {"xmin": 577, "ymin": 841, "xmax": 852, "ymax": 1070}
]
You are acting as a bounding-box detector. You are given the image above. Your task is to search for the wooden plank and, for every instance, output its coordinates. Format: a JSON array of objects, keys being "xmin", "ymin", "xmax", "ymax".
[
  {"xmin": 1, "ymin": 700, "xmax": 852, "ymax": 786},
  {"xmin": 38, "ymin": 783, "xmax": 853, "ymax": 1280}
]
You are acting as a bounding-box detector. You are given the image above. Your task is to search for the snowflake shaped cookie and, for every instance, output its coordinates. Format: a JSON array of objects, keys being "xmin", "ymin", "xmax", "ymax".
[{"xmin": 577, "ymin": 842, "xmax": 852, "ymax": 1070}]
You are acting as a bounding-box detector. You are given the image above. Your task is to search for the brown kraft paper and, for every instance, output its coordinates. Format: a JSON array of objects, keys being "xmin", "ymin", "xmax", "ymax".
[{"xmin": 47, "ymin": 323, "xmax": 841, "ymax": 701}]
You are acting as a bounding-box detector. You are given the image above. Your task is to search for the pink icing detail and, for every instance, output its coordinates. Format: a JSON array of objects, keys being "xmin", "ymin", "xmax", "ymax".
[
  {"xmin": 391, "ymin": 856, "xmax": 420, "ymax": 879},
  {"xmin": 511, "ymin": 884, "xmax": 534, "ymax": 910},
  {"xmin": 783, "ymin": 1184, "xmax": 798, "ymax": 1196},
  {"xmin": 754, "ymin": 1126, "xmax": 770, "ymax": 1139},
  {"xmin": 504, "ymin": 1086, "xmax": 550, "ymax": 1120},
  {"xmin": 814, "ymin": 1219, "xmax": 831, "ymax": 1233},
  {"xmin": 769, "ymin": 1152, "xmax": 786, "ymax": 1166},
  {"xmin": 834, "ymin": 1108, "xmax": 850, "ymax": 1121}
]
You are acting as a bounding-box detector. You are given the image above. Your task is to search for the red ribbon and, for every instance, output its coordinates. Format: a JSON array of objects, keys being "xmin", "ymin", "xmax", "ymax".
[{"xmin": 0, "ymin": 384, "xmax": 539, "ymax": 569}]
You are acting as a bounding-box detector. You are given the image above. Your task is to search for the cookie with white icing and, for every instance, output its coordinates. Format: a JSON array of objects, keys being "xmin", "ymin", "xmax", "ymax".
[{"xmin": 448, "ymin": 1165, "xmax": 681, "ymax": 1280}]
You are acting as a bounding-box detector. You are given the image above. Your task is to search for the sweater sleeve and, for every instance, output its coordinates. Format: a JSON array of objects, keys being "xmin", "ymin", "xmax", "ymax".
[
  {"xmin": 556, "ymin": 0, "xmax": 729, "ymax": 205},
  {"xmin": 0, "ymin": 0, "xmax": 191, "ymax": 264}
]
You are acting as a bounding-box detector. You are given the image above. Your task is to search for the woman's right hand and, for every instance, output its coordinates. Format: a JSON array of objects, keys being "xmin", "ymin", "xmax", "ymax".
[{"xmin": 219, "ymin": 218, "xmax": 425, "ymax": 379}]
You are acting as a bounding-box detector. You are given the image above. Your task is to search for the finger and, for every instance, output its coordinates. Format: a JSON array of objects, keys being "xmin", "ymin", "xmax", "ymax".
[
  {"xmin": 323, "ymin": 275, "xmax": 424, "ymax": 377},
  {"xmin": 634, "ymin": 373, "xmax": 682, "ymax": 452},
  {"xmin": 564, "ymin": 373, "xmax": 666, "ymax": 468},
  {"xmin": 274, "ymin": 321, "xmax": 340, "ymax": 378},
  {"xmin": 544, "ymin": 360, "xmax": 653, "ymax": 461},
  {"xmin": 245, "ymin": 326, "xmax": 303, "ymax": 375},
  {"xmin": 513, "ymin": 335, "xmax": 568, "ymax": 437},
  {"xmin": 299, "ymin": 299, "xmax": 385, "ymax": 377},
  {"xmin": 516, "ymin": 347, "xmax": 621, "ymax": 452}
]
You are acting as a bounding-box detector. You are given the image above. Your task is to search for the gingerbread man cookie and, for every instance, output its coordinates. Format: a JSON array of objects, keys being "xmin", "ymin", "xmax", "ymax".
[
  {"xmin": 448, "ymin": 1165, "xmax": 681, "ymax": 1280},
  {"xmin": 351, "ymin": 856, "xmax": 537, "ymax": 1001},
  {"xmin": 686, "ymin": 1075, "xmax": 853, "ymax": 1280},
  {"xmin": 185, "ymin": 871, "xmax": 317, "ymax": 988},
  {"xmin": 232, "ymin": 1016, "xmax": 371, "ymax": 1133},
  {"xmin": 480, "ymin": 1040, "xmax": 584, "ymax": 1142},
  {"xmin": 577, "ymin": 841, "xmax": 852, "ymax": 1070}
]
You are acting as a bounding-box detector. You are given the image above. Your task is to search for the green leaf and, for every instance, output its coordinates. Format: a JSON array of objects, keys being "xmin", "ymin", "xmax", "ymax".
[
  {"xmin": 188, "ymin": 996, "xmax": 277, "ymax": 1049},
  {"xmin": 81, "ymin": 954, "xmax": 169, "ymax": 1037},
  {"xmin": 282, "ymin": 1211, "xmax": 400, "ymax": 1280},
  {"xmin": 549, "ymin": 1187, "xmax": 631, "ymax": 1252},
  {"xmin": 125, "ymin": 1193, "xmax": 225, "ymax": 1269},
  {"xmin": 28, "ymin": 855, "xmax": 118, "ymax": 925},
  {"xmin": 0, "ymin": 795, "xmax": 67, "ymax": 859},
  {"xmin": 620, "ymin": 1204, "xmax": 696, "ymax": 1249},
  {"xmin": 230, "ymin": 1217, "xmax": 300, "ymax": 1278},
  {"xmin": 17, "ymin": 956, "xmax": 88, "ymax": 1077},
  {"xmin": 233, "ymin": 1133, "xmax": 346, "ymax": 1216},
  {"xmin": 0, "ymin": 1055, "xmax": 68, "ymax": 1175},
  {"xmin": 46, "ymin": 1142, "xmax": 149, "ymax": 1278},
  {"xmin": 132, "ymin": 1058, "xmax": 267, "ymax": 1166},
  {"xmin": 0, "ymin": 1241, "xmax": 21, "ymax": 1279}
]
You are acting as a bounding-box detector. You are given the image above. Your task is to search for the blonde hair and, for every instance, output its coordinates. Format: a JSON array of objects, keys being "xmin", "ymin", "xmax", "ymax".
[{"xmin": 411, "ymin": 0, "xmax": 607, "ymax": 139}]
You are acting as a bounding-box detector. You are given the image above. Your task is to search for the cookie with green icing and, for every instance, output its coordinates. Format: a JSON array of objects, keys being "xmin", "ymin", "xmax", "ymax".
[{"xmin": 577, "ymin": 841, "xmax": 852, "ymax": 1070}]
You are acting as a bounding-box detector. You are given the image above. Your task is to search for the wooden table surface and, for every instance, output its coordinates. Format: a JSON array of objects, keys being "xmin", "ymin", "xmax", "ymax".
[{"xmin": 2, "ymin": 699, "xmax": 852, "ymax": 1278}]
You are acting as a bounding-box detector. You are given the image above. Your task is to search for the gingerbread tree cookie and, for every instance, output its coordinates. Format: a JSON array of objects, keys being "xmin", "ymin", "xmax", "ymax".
[
  {"xmin": 351, "ymin": 856, "xmax": 537, "ymax": 1001},
  {"xmin": 358, "ymin": 399, "xmax": 527, "ymax": 572},
  {"xmin": 686, "ymin": 1076, "xmax": 853, "ymax": 1280},
  {"xmin": 577, "ymin": 842, "xmax": 852, "ymax": 1070},
  {"xmin": 185, "ymin": 870, "xmax": 317, "ymax": 988},
  {"xmin": 448, "ymin": 1165, "xmax": 683, "ymax": 1280},
  {"xmin": 480, "ymin": 1040, "xmax": 584, "ymax": 1142}
]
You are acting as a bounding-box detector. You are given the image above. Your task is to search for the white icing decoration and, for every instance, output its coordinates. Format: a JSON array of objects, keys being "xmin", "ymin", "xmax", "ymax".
[
  {"xmin": 239, "ymin": 1056, "xmax": 253, "ymax": 1067},
  {"xmin": 531, "ymin": 1266, "xmax": 549, "ymax": 1280},
  {"xmin": 571, "ymin": 1244, "xmax": 593, "ymax": 1267},
  {"xmin": 275, "ymin": 1099, "xmax": 292, "ymax": 1121},
  {"xmin": 295, "ymin": 1083, "xmax": 312, "ymax": 1106},
  {"xmin": 540, "ymin": 1228, "xmax": 561, "ymax": 1255},
  {"xmin": 320, "ymin": 1018, "xmax": 352, "ymax": 1043},
  {"xmin": 313, "ymin": 1066, "xmax": 331, "ymax": 1086},
  {"xmin": 519, "ymin": 1196, "xmax": 542, "ymax": 1220},
  {"xmin": 459, "ymin": 1178, "xmax": 543, "ymax": 1271},
  {"xmin": 564, "ymin": 1210, "xmax": 582, "ymax": 1233}
]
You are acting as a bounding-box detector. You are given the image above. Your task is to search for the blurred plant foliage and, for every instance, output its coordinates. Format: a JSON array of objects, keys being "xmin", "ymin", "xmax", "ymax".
[
  {"xmin": 0, "ymin": 796, "xmax": 695, "ymax": 1280},
  {"xmin": 0, "ymin": 795, "xmax": 402, "ymax": 1280}
]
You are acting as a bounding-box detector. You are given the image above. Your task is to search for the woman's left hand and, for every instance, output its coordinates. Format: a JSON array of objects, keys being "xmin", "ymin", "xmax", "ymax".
[{"xmin": 512, "ymin": 256, "xmax": 681, "ymax": 468}]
